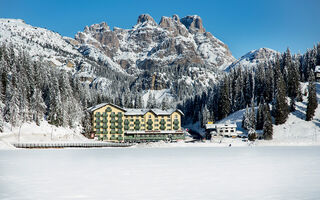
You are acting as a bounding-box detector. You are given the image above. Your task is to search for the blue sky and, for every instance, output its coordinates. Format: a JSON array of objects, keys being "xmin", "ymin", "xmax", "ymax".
[{"xmin": 1, "ymin": 0, "xmax": 319, "ymax": 58}]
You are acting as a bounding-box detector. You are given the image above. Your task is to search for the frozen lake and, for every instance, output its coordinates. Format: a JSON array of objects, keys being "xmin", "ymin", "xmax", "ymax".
[{"xmin": 1, "ymin": 146, "xmax": 320, "ymax": 200}]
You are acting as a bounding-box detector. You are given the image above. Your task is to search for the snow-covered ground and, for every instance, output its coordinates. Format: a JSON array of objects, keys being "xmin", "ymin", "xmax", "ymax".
[
  {"xmin": 210, "ymin": 82, "xmax": 320, "ymax": 146},
  {"xmin": 0, "ymin": 147, "xmax": 319, "ymax": 200},
  {"xmin": 0, "ymin": 121, "xmax": 88, "ymax": 149}
]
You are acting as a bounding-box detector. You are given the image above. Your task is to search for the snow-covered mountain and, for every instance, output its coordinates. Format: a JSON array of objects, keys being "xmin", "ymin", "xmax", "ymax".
[
  {"xmin": 0, "ymin": 15, "xmax": 237, "ymax": 105},
  {"xmin": 75, "ymin": 14, "xmax": 235, "ymax": 73},
  {"xmin": 225, "ymin": 48, "xmax": 279, "ymax": 71}
]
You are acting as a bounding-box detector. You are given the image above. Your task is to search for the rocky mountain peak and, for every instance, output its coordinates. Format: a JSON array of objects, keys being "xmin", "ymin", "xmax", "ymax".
[
  {"xmin": 159, "ymin": 15, "xmax": 188, "ymax": 36},
  {"xmin": 84, "ymin": 22, "xmax": 110, "ymax": 33},
  {"xmin": 74, "ymin": 13, "xmax": 235, "ymax": 75},
  {"xmin": 137, "ymin": 14, "xmax": 156, "ymax": 25},
  {"xmin": 180, "ymin": 15, "xmax": 205, "ymax": 34},
  {"xmin": 225, "ymin": 47, "xmax": 279, "ymax": 71},
  {"xmin": 172, "ymin": 14, "xmax": 180, "ymax": 22}
]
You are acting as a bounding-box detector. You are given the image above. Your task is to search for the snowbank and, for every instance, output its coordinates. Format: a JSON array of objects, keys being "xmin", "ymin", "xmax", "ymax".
[{"xmin": 0, "ymin": 121, "xmax": 88, "ymax": 149}]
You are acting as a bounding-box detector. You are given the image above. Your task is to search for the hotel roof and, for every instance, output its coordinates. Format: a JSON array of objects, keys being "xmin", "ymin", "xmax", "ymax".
[{"xmin": 88, "ymin": 103, "xmax": 184, "ymax": 116}]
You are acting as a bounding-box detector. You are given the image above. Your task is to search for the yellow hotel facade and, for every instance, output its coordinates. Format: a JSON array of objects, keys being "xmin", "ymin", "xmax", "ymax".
[{"xmin": 88, "ymin": 103, "xmax": 185, "ymax": 142}]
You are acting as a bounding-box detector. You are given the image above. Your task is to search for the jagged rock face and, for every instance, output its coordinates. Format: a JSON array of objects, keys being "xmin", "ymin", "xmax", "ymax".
[
  {"xmin": 180, "ymin": 15, "xmax": 205, "ymax": 34},
  {"xmin": 75, "ymin": 22, "xmax": 119, "ymax": 57},
  {"xmin": 75, "ymin": 14, "xmax": 235, "ymax": 74},
  {"xmin": 225, "ymin": 48, "xmax": 279, "ymax": 71}
]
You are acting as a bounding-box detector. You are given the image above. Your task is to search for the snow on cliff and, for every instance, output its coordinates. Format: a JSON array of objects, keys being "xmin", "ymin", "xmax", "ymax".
[{"xmin": 225, "ymin": 47, "xmax": 279, "ymax": 72}]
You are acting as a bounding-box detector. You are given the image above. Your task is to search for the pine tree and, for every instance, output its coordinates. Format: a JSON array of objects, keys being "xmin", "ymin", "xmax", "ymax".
[
  {"xmin": 242, "ymin": 105, "xmax": 251, "ymax": 130},
  {"xmin": 250, "ymin": 99, "xmax": 256, "ymax": 130},
  {"xmin": 289, "ymin": 96, "xmax": 296, "ymax": 112},
  {"xmin": 256, "ymin": 102, "xmax": 265, "ymax": 130},
  {"xmin": 161, "ymin": 96, "xmax": 169, "ymax": 110},
  {"xmin": 0, "ymin": 105, "xmax": 4, "ymax": 132},
  {"xmin": 272, "ymin": 60, "xmax": 289, "ymax": 125},
  {"xmin": 263, "ymin": 104, "xmax": 273, "ymax": 140},
  {"xmin": 248, "ymin": 128, "xmax": 257, "ymax": 141},
  {"xmin": 306, "ymin": 70, "xmax": 318, "ymax": 121},
  {"xmin": 217, "ymin": 76, "xmax": 230, "ymax": 120}
]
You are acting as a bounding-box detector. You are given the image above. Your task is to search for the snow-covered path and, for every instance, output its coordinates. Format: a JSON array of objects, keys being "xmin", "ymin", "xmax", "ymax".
[{"xmin": 1, "ymin": 147, "xmax": 320, "ymax": 200}]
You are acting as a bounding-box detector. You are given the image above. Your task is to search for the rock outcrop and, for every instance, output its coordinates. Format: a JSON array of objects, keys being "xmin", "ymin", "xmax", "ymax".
[{"xmin": 75, "ymin": 14, "xmax": 235, "ymax": 73}]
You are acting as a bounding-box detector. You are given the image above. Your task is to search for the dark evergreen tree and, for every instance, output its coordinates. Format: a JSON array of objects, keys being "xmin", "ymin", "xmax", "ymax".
[
  {"xmin": 263, "ymin": 104, "xmax": 273, "ymax": 140},
  {"xmin": 289, "ymin": 96, "xmax": 296, "ymax": 112},
  {"xmin": 306, "ymin": 70, "xmax": 318, "ymax": 121},
  {"xmin": 256, "ymin": 102, "xmax": 265, "ymax": 130},
  {"xmin": 272, "ymin": 58, "xmax": 289, "ymax": 125},
  {"xmin": 242, "ymin": 105, "xmax": 250, "ymax": 130},
  {"xmin": 217, "ymin": 76, "xmax": 230, "ymax": 120}
]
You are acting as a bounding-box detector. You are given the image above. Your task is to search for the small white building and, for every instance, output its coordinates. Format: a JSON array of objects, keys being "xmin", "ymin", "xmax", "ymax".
[
  {"xmin": 205, "ymin": 123, "xmax": 238, "ymax": 138},
  {"xmin": 315, "ymin": 66, "xmax": 320, "ymax": 82}
]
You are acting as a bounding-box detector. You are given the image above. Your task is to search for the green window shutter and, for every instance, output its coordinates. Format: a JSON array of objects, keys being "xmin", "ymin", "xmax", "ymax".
[
  {"xmin": 95, "ymin": 112, "xmax": 101, "ymax": 117},
  {"xmin": 110, "ymin": 123, "xmax": 116, "ymax": 129},
  {"xmin": 147, "ymin": 119, "xmax": 153, "ymax": 125},
  {"xmin": 160, "ymin": 125, "xmax": 166, "ymax": 130},
  {"xmin": 134, "ymin": 125, "xmax": 140, "ymax": 130},
  {"xmin": 124, "ymin": 125, "xmax": 129, "ymax": 130},
  {"xmin": 124, "ymin": 119, "xmax": 130, "ymax": 125},
  {"xmin": 110, "ymin": 112, "xmax": 116, "ymax": 118},
  {"xmin": 147, "ymin": 125, "xmax": 153, "ymax": 130}
]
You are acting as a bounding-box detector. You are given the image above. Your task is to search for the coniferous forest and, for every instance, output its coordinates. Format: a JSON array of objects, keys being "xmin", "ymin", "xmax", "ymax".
[
  {"xmin": 179, "ymin": 44, "xmax": 320, "ymax": 139},
  {"xmin": 0, "ymin": 43, "xmax": 319, "ymax": 137}
]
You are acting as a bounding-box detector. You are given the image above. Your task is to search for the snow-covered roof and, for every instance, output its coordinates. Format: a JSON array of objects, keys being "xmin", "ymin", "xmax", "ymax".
[
  {"xmin": 88, "ymin": 103, "xmax": 184, "ymax": 116},
  {"xmin": 315, "ymin": 66, "xmax": 320, "ymax": 73},
  {"xmin": 215, "ymin": 124, "xmax": 237, "ymax": 128},
  {"xmin": 124, "ymin": 109, "xmax": 149, "ymax": 116},
  {"xmin": 87, "ymin": 103, "xmax": 125, "ymax": 112}
]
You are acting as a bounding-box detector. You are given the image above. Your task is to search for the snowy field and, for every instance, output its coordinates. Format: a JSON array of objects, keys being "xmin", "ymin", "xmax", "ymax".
[{"xmin": 1, "ymin": 147, "xmax": 320, "ymax": 200}]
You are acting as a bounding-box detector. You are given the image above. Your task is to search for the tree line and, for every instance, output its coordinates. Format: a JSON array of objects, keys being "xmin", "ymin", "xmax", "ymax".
[{"xmin": 179, "ymin": 44, "xmax": 320, "ymax": 140}]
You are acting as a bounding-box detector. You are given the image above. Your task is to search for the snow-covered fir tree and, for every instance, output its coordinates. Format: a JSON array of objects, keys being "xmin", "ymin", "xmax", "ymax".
[
  {"xmin": 306, "ymin": 70, "xmax": 318, "ymax": 121},
  {"xmin": 263, "ymin": 104, "xmax": 273, "ymax": 140}
]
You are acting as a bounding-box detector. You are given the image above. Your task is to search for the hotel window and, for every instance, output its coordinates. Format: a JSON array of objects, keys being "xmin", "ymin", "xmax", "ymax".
[
  {"xmin": 225, "ymin": 130, "xmax": 229, "ymax": 132},
  {"xmin": 149, "ymin": 115, "xmax": 151, "ymax": 118},
  {"xmin": 155, "ymin": 119, "xmax": 159, "ymax": 122},
  {"xmin": 175, "ymin": 115, "xmax": 178, "ymax": 119},
  {"xmin": 167, "ymin": 124, "xmax": 171, "ymax": 127},
  {"xmin": 130, "ymin": 124, "xmax": 134, "ymax": 127},
  {"xmin": 155, "ymin": 124, "xmax": 159, "ymax": 127},
  {"xmin": 220, "ymin": 130, "xmax": 223, "ymax": 133},
  {"xmin": 167, "ymin": 119, "xmax": 171, "ymax": 122},
  {"xmin": 142, "ymin": 124, "xmax": 145, "ymax": 126},
  {"xmin": 130, "ymin": 119, "xmax": 134, "ymax": 122},
  {"xmin": 141, "ymin": 119, "xmax": 144, "ymax": 122},
  {"xmin": 231, "ymin": 130, "xmax": 234, "ymax": 132}
]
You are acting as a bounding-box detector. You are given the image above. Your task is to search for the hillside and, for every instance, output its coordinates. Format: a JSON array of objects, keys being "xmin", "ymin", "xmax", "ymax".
[
  {"xmin": 225, "ymin": 47, "xmax": 279, "ymax": 72},
  {"xmin": 217, "ymin": 82, "xmax": 320, "ymax": 145},
  {"xmin": 0, "ymin": 15, "xmax": 236, "ymax": 106}
]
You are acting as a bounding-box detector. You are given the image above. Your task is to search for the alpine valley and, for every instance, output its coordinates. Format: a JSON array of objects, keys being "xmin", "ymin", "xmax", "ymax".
[{"xmin": 0, "ymin": 14, "xmax": 319, "ymax": 142}]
